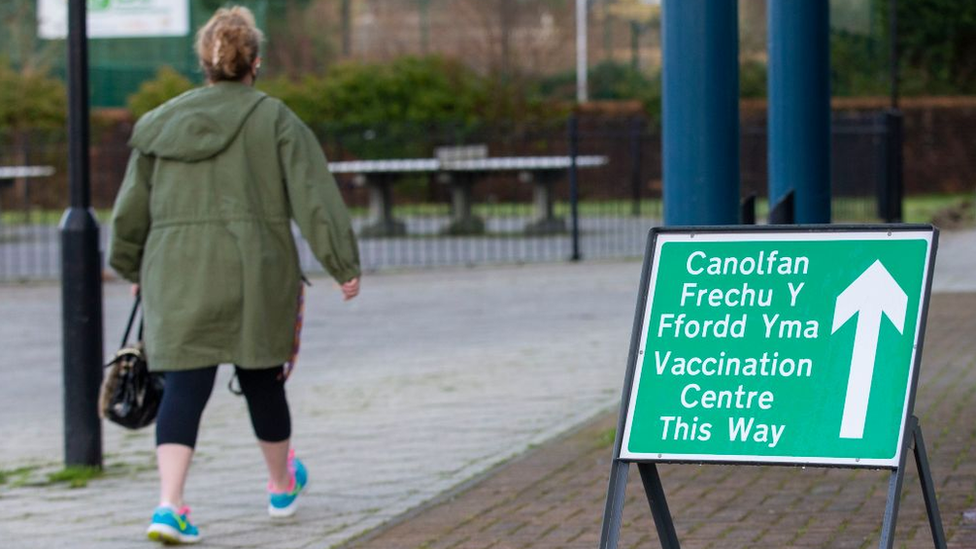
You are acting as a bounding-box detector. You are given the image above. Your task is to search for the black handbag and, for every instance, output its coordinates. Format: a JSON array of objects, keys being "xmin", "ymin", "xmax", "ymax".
[{"xmin": 99, "ymin": 295, "xmax": 165, "ymax": 429}]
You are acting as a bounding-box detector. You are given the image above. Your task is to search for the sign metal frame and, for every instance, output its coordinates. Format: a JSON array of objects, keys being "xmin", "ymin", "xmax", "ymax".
[{"xmin": 599, "ymin": 224, "xmax": 946, "ymax": 549}]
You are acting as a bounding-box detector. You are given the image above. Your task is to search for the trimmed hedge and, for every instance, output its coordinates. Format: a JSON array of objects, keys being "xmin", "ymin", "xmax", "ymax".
[
  {"xmin": 127, "ymin": 67, "xmax": 195, "ymax": 120},
  {"xmin": 0, "ymin": 58, "xmax": 66, "ymax": 132}
]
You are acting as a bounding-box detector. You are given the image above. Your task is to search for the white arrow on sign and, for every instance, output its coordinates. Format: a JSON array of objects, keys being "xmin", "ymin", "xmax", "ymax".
[{"xmin": 831, "ymin": 260, "xmax": 908, "ymax": 439}]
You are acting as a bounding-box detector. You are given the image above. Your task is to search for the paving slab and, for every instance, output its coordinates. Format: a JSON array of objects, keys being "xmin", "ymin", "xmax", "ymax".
[{"xmin": 0, "ymin": 260, "xmax": 640, "ymax": 548}]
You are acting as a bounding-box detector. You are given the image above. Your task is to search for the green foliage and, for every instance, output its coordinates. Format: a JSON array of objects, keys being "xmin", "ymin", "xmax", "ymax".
[
  {"xmin": 260, "ymin": 56, "xmax": 567, "ymax": 158},
  {"xmin": 895, "ymin": 0, "xmax": 976, "ymax": 94},
  {"xmin": 479, "ymin": 75, "xmax": 570, "ymax": 126},
  {"xmin": 262, "ymin": 56, "xmax": 486, "ymax": 127},
  {"xmin": 587, "ymin": 61, "xmax": 656, "ymax": 102},
  {"xmin": 830, "ymin": 27, "xmax": 890, "ymax": 97},
  {"xmin": 739, "ymin": 60, "xmax": 767, "ymax": 98},
  {"xmin": 127, "ymin": 66, "xmax": 196, "ymax": 119},
  {"xmin": 831, "ymin": 0, "xmax": 976, "ymax": 96},
  {"xmin": 260, "ymin": 57, "xmax": 483, "ymax": 158},
  {"xmin": 0, "ymin": 58, "xmax": 65, "ymax": 132},
  {"xmin": 539, "ymin": 61, "xmax": 661, "ymax": 125}
]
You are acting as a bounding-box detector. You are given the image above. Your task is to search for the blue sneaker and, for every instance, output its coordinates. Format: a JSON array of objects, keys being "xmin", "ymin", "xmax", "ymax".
[
  {"xmin": 146, "ymin": 505, "xmax": 201, "ymax": 544},
  {"xmin": 268, "ymin": 450, "xmax": 307, "ymax": 518}
]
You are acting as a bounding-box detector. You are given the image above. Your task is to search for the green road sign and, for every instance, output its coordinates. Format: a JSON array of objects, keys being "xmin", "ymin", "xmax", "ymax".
[{"xmin": 620, "ymin": 227, "xmax": 937, "ymax": 467}]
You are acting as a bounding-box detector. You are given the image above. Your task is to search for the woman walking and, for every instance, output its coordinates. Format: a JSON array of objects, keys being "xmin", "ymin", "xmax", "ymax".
[{"xmin": 109, "ymin": 6, "xmax": 360, "ymax": 544}]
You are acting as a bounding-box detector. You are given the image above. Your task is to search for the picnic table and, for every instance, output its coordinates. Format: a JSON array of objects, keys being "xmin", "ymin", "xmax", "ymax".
[
  {"xmin": 0, "ymin": 166, "xmax": 56, "ymax": 222},
  {"xmin": 328, "ymin": 155, "xmax": 608, "ymax": 237},
  {"xmin": 0, "ymin": 166, "xmax": 56, "ymax": 179}
]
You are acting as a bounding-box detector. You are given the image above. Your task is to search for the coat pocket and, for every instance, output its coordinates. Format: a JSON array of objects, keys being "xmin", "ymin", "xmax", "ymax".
[{"xmin": 142, "ymin": 225, "xmax": 244, "ymax": 360}]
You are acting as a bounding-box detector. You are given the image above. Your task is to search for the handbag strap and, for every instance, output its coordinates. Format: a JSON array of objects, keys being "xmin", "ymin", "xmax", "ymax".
[{"xmin": 121, "ymin": 294, "xmax": 142, "ymax": 347}]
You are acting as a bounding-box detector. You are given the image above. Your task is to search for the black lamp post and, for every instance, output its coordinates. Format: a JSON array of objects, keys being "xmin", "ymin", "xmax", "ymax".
[{"xmin": 61, "ymin": 0, "xmax": 103, "ymax": 468}]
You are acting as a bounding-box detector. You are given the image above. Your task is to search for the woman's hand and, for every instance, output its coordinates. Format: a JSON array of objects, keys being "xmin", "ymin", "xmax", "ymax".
[
  {"xmin": 341, "ymin": 277, "xmax": 360, "ymax": 301},
  {"xmin": 131, "ymin": 284, "xmax": 140, "ymax": 297}
]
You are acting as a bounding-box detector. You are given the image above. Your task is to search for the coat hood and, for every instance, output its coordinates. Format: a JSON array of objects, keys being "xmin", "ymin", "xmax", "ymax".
[{"xmin": 129, "ymin": 82, "xmax": 267, "ymax": 162}]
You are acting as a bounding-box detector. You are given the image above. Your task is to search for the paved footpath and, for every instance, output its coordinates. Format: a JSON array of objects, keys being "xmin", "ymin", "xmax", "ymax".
[
  {"xmin": 1, "ymin": 229, "xmax": 975, "ymax": 548},
  {"xmin": 0, "ymin": 260, "xmax": 639, "ymax": 548}
]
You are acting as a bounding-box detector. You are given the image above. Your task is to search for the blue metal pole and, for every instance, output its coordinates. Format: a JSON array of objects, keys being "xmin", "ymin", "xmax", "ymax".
[
  {"xmin": 767, "ymin": 0, "xmax": 832, "ymax": 223},
  {"xmin": 662, "ymin": 0, "xmax": 740, "ymax": 226}
]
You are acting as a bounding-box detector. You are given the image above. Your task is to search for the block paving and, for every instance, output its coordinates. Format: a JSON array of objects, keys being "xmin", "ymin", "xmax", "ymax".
[{"xmin": 350, "ymin": 292, "xmax": 976, "ymax": 549}]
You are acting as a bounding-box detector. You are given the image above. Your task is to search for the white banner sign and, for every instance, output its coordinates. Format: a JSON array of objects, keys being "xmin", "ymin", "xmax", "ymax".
[{"xmin": 38, "ymin": 0, "xmax": 190, "ymax": 39}]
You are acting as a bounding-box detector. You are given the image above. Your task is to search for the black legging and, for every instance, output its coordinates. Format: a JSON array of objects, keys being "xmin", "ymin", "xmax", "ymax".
[{"xmin": 156, "ymin": 365, "xmax": 291, "ymax": 448}]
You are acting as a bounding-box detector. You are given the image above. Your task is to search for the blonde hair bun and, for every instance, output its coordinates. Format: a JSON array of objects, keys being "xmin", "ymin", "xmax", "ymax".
[{"xmin": 195, "ymin": 6, "xmax": 264, "ymax": 82}]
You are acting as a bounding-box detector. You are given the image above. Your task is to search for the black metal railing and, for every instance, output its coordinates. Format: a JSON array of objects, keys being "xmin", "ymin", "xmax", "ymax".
[{"xmin": 1, "ymin": 113, "xmax": 895, "ymax": 282}]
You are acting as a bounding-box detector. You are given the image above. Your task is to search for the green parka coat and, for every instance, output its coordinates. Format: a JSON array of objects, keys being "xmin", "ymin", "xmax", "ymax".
[{"xmin": 109, "ymin": 82, "xmax": 360, "ymax": 372}]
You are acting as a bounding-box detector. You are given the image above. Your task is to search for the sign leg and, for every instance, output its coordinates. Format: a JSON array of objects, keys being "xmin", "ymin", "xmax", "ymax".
[
  {"xmin": 637, "ymin": 463, "xmax": 681, "ymax": 549},
  {"xmin": 879, "ymin": 416, "xmax": 916, "ymax": 549},
  {"xmin": 599, "ymin": 460, "xmax": 630, "ymax": 549},
  {"xmin": 912, "ymin": 419, "xmax": 947, "ymax": 548}
]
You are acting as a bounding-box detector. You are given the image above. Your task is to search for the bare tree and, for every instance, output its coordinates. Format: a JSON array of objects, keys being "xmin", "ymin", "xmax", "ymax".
[
  {"xmin": 605, "ymin": 0, "xmax": 660, "ymax": 71},
  {"xmin": 265, "ymin": 0, "xmax": 340, "ymax": 77},
  {"xmin": 451, "ymin": 0, "xmax": 572, "ymax": 77},
  {"xmin": 341, "ymin": 0, "xmax": 352, "ymax": 56}
]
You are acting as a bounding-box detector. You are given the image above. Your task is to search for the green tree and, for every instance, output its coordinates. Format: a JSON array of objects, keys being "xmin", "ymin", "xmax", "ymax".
[
  {"xmin": 0, "ymin": 57, "xmax": 65, "ymax": 208},
  {"xmin": 0, "ymin": 58, "xmax": 65, "ymax": 132},
  {"xmin": 126, "ymin": 67, "xmax": 195, "ymax": 119},
  {"xmin": 259, "ymin": 55, "xmax": 567, "ymax": 158},
  {"xmin": 539, "ymin": 61, "xmax": 661, "ymax": 126},
  {"xmin": 831, "ymin": 30, "xmax": 889, "ymax": 97},
  {"xmin": 893, "ymin": 0, "xmax": 976, "ymax": 94},
  {"xmin": 259, "ymin": 56, "xmax": 486, "ymax": 158},
  {"xmin": 321, "ymin": 56, "xmax": 485, "ymax": 126},
  {"xmin": 739, "ymin": 60, "xmax": 768, "ymax": 98},
  {"xmin": 261, "ymin": 56, "xmax": 486, "ymax": 128},
  {"xmin": 837, "ymin": 0, "xmax": 976, "ymax": 96}
]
